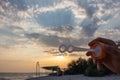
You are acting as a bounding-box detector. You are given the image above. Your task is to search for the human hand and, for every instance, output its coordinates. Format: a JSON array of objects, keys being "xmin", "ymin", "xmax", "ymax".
[{"xmin": 86, "ymin": 37, "xmax": 120, "ymax": 74}]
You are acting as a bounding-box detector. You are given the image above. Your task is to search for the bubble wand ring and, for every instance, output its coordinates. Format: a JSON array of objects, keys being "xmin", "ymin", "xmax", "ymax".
[{"xmin": 59, "ymin": 44, "xmax": 67, "ymax": 53}]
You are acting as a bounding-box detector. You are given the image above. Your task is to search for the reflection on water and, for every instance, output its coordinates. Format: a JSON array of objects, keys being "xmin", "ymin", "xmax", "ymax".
[{"xmin": 0, "ymin": 73, "xmax": 48, "ymax": 80}]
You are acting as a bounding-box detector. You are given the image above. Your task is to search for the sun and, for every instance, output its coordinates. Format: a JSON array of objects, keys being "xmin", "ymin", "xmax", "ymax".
[{"xmin": 55, "ymin": 56, "xmax": 66, "ymax": 61}]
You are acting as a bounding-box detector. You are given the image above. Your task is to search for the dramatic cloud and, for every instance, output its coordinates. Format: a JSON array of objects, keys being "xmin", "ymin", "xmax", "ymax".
[{"xmin": 0, "ymin": 0, "xmax": 120, "ymax": 49}]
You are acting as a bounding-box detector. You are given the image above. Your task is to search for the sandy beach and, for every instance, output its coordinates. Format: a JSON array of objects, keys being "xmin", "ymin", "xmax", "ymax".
[{"xmin": 27, "ymin": 74, "xmax": 120, "ymax": 80}]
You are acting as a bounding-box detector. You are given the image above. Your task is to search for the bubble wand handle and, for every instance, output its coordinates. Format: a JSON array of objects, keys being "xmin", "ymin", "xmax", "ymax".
[{"xmin": 59, "ymin": 42, "xmax": 106, "ymax": 60}]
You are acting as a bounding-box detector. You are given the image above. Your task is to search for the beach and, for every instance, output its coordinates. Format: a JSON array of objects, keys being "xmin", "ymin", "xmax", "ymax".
[{"xmin": 27, "ymin": 74, "xmax": 120, "ymax": 80}]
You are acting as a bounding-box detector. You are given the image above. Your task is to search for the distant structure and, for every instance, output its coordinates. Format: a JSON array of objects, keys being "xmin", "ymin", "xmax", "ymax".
[
  {"xmin": 42, "ymin": 66, "xmax": 63, "ymax": 76},
  {"xmin": 36, "ymin": 61, "xmax": 40, "ymax": 77}
]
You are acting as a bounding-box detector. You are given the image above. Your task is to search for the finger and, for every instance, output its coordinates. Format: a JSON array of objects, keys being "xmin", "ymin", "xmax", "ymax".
[
  {"xmin": 97, "ymin": 61, "xmax": 103, "ymax": 71},
  {"xmin": 105, "ymin": 45, "xmax": 119, "ymax": 55},
  {"xmin": 89, "ymin": 37, "xmax": 117, "ymax": 47},
  {"xmin": 86, "ymin": 51, "xmax": 93, "ymax": 56}
]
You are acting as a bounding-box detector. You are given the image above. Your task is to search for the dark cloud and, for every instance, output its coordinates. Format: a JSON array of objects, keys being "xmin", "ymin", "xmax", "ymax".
[
  {"xmin": 74, "ymin": 0, "xmax": 99, "ymax": 37},
  {"xmin": 26, "ymin": 33, "xmax": 62, "ymax": 47},
  {"xmin": 8, "ymin": 25, "xmax": 24, "ymax": 31},
  {"xmin": 0, "ymin": 43, "xmax": 10, "ymax": 49},
  {"xmin": 8, "ymin": 0, "xmax": 62, "ymax": 10},
  {"xmin": 84, "ymin": 6, "xmax": 98, "ymax": 18},
  {"xmin": 75, "ymin": 0, "xmax": 120, "ymax": 37},
  {"xmin": 101, "ymin": 14, "xmax": 112, "ymax": 21},
  {"xmin": 114, "ymin": 27, "xmax": 120, "ymax": 30},
  {"xmin": 25, "ymin": 32, "xmax": 91, "ymax": 47},
  {"xmin": 25, "ymin": 33, "xmax": 40, "ymax": 39},
  {"xmin": 76, "ymin": 0, "xmax": 99, "ymax": 18},
  {"xmin": 8, "ymin": 0, "xmax": 28, "ymax": 10},
  {"xmin": 51, "ymin": 25, "xmax": 74, "ymax": 32},
  {"xmin": 39, "ymin": 35, "xmax": 60, "ymax": 47},
  {"xmin": 80, "ymin": 18, "xmax": 98, "ymax": 36},
  {"xmin": 113, "ymin": 23, "xmax": 120, "ymax": 30}
]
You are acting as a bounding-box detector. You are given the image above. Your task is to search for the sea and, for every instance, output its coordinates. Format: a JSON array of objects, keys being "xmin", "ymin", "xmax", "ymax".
[{"xmin": 0, "ymin": 73, "xmax": 48, "ymax": 80}]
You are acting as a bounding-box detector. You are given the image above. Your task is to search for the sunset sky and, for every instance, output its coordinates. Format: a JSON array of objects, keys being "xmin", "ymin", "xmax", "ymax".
[{"xmin": 0, "ymin": 0, "xmax": 120, "ymax": 72}]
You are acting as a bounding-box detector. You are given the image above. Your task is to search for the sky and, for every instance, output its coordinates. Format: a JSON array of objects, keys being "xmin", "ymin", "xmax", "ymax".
[{"xmin": 0, "ymin": 0, "xmax": 120, "ymax": 72}]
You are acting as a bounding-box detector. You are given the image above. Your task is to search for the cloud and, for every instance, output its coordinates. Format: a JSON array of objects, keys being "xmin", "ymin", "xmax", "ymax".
[
  {"xmin": 0, "ymin": 25, "xmax": 26, "ymax": 48},
  {"xmin": 25, "ymin": 29, "xmax": 91, "ymax": 48},
  {"xmin": 32, "ymin": 0, "xmax": 100, "ymax": 37},
  {"xmin": 0, "ymin": 0, "xmax": 28, "ymax": 48},
  {"xmin": 80, "ymin": 18, "xmax": 98, "ymax": 36},
  {"xmin": 76, "ymin": 0, "xmax": 97, "ymax": 18},
  {"xmin": 0, "ymin": 0, "xmax": 120, "ymax": 49},
  {"xmin": 94, "ymin": 12, "xmax": 120, "ymax": 41},
  {"xmin": 25, "ymin": 33, "xmax": 59, "ymax": 47},
  {"xmin": 9, "ymin": 0, "xmax": 63, "ymax": 10},
  {"xmin": 21, "ymin": 0, "xmax": 120, "ymax": 47},
  {"xmin": 0, "ymin": 43, "xmax": 10, "ymax": 49},
  {"xmin": 94, "ymin": 28, "xmax": 120, "ymax": 41}
]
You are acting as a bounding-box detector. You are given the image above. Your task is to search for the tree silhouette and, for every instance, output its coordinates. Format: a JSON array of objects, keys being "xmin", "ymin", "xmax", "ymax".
[
  {"xmin": 65, "ymin": 58, "xmax": 87, "ymax": 74},
  {"xmin": 64, "ymin": 57, "xmax": 113, "ymax": 76}
]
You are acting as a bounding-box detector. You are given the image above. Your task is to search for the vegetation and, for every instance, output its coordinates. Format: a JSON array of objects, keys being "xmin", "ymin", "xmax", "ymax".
[
  {"xmin": 64, "ymin": 58, "xmax": 87, "ymax": 75},
  {"xmin": 64, "ymin": 58, "xmax": 113, "ymax": 77}
]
